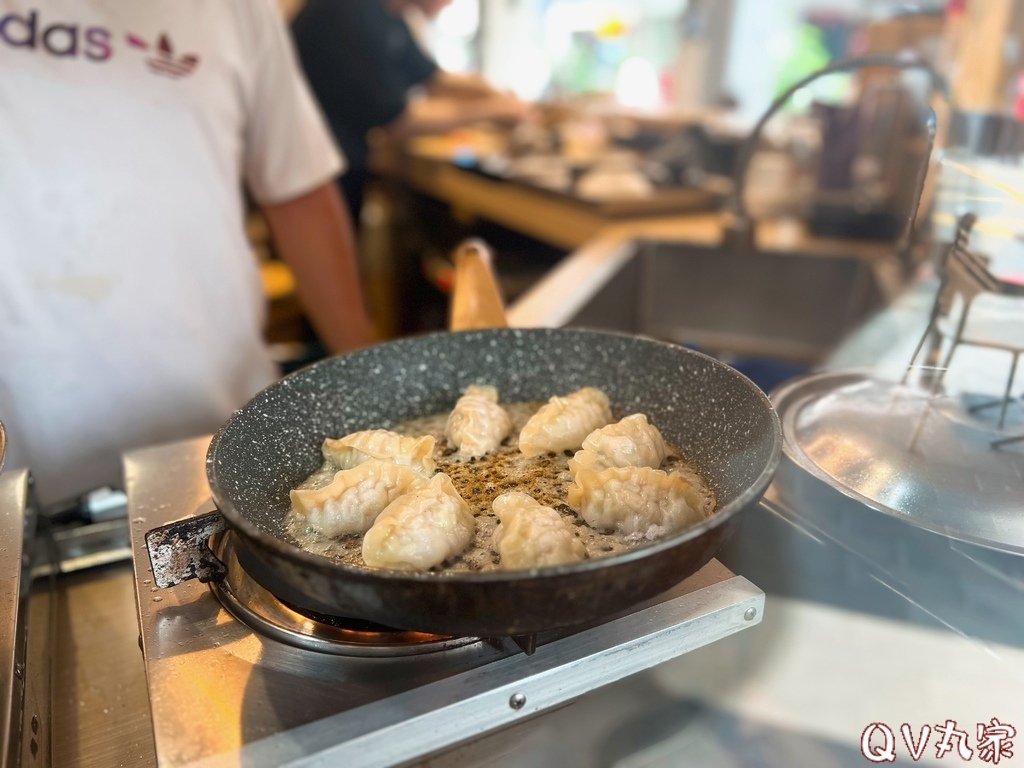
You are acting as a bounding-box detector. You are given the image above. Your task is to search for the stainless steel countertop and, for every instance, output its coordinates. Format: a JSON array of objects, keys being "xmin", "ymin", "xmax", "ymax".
[
  {"xmin": 46, "ymin": 552, "xmax": 761, "ymax": 768},
  {"xmin": 40, "ymin": 434, "xmax": 763, "ymax": 768},
  {"xmin": 50, "ymin": 565, "xmax": 155, "ymax": 768}
]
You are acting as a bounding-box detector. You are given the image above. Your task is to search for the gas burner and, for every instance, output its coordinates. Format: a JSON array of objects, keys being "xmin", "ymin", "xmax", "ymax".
[{"xmin": 209, "ymin": 531, "xmax": 480, "ymax": 657}]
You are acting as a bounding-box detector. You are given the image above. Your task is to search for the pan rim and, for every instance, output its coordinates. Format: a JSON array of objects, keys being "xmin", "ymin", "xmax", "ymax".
[{"xmin": 206, "ymin": 327, "xmax": 782, "ymax": 583}]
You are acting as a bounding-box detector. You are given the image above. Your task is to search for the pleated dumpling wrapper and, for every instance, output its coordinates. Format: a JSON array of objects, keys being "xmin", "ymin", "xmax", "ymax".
[
  {"xmin": 321, "ymin": 429, "xmax": 435, "ymax": 476},
  {"xmin": 492, "ymin": 492, "xmax": 585, "ymax": 569},
  {"xmin": 568, "ymin": 413, "xmax": 669, "ymax": 479},
  {"xmin": 362, "ymin": 473, "xmax": 476, "ymax": 570},
  {"xmin": 518, "ymin": 387, "xmax": 612, "ymax": 457},
  {"xmin": 445, "ymin": 385, "xmax": 512, "ymax": 458},
  {"xmin": 290, "ymin": 460, "xmax": 428, "ymax": 537},
  {"xmin": 567, "ymin": 465, "xmax": 714, "ymax": 540}
]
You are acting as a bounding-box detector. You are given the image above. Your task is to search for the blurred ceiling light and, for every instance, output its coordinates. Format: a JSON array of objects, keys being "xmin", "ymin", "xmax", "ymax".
[
  {"xmin": 545, "ymin": 1, "xmax": 639, "ymax": 35},
  {"xmin": 510, "ymin": 53, "xmax": 553, "ymax": 102},
  {"xmin": 435, "ymin": 0, "xmax": 478, "ymax": 38},
  {"xmin": 615, "ymin": 57, "xmax": 661, "ymax": 109},
  {"xmin": 595, "ymin": 16, "xmax": 627, "ymax": 39}
]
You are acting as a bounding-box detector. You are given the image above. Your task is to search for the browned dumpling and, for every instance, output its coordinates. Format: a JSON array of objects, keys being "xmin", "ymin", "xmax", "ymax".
[
  {"xmin": 492, "ymin": 492, "xmax": 585, "ymax": 569},
  {"xmin": 445, "ymin": 385, "xmax": 512, "ymax": 458},
  {"xmin": 321, "ymin": 429, "xmax": 435, "ymax": 476},
  {"xmin": 568, "ymin": 466, "xmax": 712, "ymax": 540},
  {"xmin": 569, "ymin": 413, "xmax": 669, "ymax": 478},
  {"xmin": 290, "ymin": 460, "xmax": 428, "ymax": 537},
  {"xmin": 518, "ymin": 387, "xmax": 612, "ymax": 457},
  {"xmin": 362, "ymin": 474, "xmax": 475, "ymax": 570}
]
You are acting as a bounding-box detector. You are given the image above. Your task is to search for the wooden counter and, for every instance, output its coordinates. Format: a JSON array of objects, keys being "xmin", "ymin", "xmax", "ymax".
[
  {"xmin": 253, "ymin": 138, "xmax": 902, "ymax": 343},
  {"xmin": 372, "ymin": 136, "xmax": 728, "ymax": 251},
  {"xmin": 378, "ymin": 149, "xmax": 602, "ymax": 250},
  {"xmin": 374, "ymin": 145, "xmax": 899, "ymax": 334},
  {"xmin": 375, "ymin": 139, "xmax": 894, "ymax": 261}
]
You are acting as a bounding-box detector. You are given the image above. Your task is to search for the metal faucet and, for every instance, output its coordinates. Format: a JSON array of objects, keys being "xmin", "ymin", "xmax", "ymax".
[{"xmin": 724, "ymin": 53, "xmax": 949, "ymax": 256}]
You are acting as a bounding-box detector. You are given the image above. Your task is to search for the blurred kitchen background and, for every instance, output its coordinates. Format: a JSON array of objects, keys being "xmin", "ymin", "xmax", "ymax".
[{"xmin": 260, "ymin": 0, "xmax": 1024, "ymax": 396}]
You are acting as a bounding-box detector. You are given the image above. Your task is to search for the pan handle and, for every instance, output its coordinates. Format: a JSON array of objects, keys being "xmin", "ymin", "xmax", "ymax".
[
  {"xmin": 449, "ymin": 239, "xmax": 508, "ymax": 331},
  {"xmin": 145, "ymin": 509, "xmax": 227, "ymax": 588}
]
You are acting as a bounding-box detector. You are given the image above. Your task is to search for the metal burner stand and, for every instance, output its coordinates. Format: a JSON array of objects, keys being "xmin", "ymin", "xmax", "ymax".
[{"xmin": 127, "ymin": 437, "xmax": 765, "ymax": 768}]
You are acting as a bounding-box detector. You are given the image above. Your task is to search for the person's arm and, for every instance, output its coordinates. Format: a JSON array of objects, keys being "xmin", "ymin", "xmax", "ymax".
[
  {"xmin": 425, "ymin": 70, "xmax": 498, "ymax": 100},
  {"xmin": 262, "ymin": 182, "xmax": 379, "ymax": 354},
  {"xmin": 384, "ymin": 92, "xmax": 527, "ymax": 140},
  {"xmin": 378, "ymin": 5, "xmax": 526, "ymax": 137}
]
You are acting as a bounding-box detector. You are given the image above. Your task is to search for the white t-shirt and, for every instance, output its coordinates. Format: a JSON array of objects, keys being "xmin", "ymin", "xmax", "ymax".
[{"xmin": 0, "ymin": 0, "xmax": 343, "ymax": 504}]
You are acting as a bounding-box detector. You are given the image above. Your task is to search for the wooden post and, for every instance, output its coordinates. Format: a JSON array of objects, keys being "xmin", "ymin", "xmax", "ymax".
[{"xmin": 947, "ymin": 0, "xmax": 1020, "ymax": 112}]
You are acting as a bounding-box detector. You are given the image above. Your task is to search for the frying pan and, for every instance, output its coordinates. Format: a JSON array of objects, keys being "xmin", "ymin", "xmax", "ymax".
[{"xmin": 203, "ymin": 247, "xmax": 781, "ymax": 637}]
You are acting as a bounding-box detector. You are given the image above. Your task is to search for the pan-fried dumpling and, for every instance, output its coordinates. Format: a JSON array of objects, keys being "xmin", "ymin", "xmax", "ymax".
[
  {"xmin": 492, "ymin": 492, "xmax": 585, "ymax": 569},
  {"xmin": 362, "ymin": 474, "xmax": 475, "ymax": 570},
  {"xmin": 445, "ymin": 385, "xmax": 512, "ymax": 458},
  {"xmin": 569, "ymin": 414, "xmax": 669, "ymax": 478},
  {"xmin": 567, "ymin": 466, "xmax": 713, "ymax": 540},
  {"xmin": 321, "ymin": 429, "xmax": 435, "ymax": 476},
  {"xmin": 518, "ymin": 387, "xmax": 612, "ymax": 457},
  {"xmin": 290, "ymin": 460, "xmax": 428, "ymax": 537}
]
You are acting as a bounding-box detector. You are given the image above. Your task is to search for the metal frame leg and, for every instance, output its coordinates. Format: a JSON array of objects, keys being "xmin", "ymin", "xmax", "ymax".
[
  {"xmin": 992, "ymin": 433, "xmax": 1024, "ymax": 449},
  {"xmin": 997, "ymin": 352, "xmax": 1020, "ymax": 430},
  {"xmin": 969, "ymin": 357, "xmax": 1021, "ymax": 421},
  {"xmin": 908, "ymin": 330, "xmax": 961, "ymax": 452},
  {"xmin": 969, "ymin": 398, "xmax": 1011, "ymax": 414},
  {"xmin": 901, "ymin": 316, "xmax": 940, "ymax": 386},
  {"xmin": 928, "ymin": 330, "xmax": 960, "ymax": 398}
]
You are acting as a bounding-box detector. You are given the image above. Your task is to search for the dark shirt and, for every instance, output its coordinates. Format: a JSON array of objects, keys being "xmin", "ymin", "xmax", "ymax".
[{"xmin": 292, "ymin": 0, "xmax": 438, "ymax": 214}]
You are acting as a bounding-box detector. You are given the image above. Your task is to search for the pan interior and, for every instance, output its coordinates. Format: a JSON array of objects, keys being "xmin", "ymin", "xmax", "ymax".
[{"xmin": 207, "ymin": 328, "xmax": 779, "ymax": 567}]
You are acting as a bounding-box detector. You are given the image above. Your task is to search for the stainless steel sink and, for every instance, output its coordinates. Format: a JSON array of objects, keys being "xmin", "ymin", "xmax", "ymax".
[{"xmin": 553, "ymin": 240, "xmax": 891, "ymax": 363}]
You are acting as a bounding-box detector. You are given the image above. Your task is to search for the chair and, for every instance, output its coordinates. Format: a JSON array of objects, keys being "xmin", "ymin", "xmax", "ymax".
[{"xmin": 904, "ymin": 213, "xmax": 1024, "ymax": 448}]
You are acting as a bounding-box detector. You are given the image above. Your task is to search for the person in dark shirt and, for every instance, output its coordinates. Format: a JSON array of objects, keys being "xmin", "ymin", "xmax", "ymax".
[{"xmin": 292, "ymin": 0, "xmax": 524, "ymax": 221}]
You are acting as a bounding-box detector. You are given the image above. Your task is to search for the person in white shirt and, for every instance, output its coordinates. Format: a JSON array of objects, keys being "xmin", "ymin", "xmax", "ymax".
[{"xmin": 0, "ymin": 0, "xmax": 377, "ymax": 504}]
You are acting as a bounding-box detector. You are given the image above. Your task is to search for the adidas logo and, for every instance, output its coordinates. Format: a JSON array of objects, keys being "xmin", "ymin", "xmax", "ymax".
[
  {"xmin": 0, "ymin": 9, "xmax": 200, "ymax": 79},
  {"xmin": 0, "ymin": 9, "xmax": 112, "ymax": 60},
  {"xmin": 126, "ymin": 32, "xmax": 199, "ymax": 78}
]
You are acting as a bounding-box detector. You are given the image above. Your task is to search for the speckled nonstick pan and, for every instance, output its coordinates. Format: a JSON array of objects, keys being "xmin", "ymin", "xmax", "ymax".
[{"xmin": 206, "ymin": 328, "xmax": 781, "ymax": 637}]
